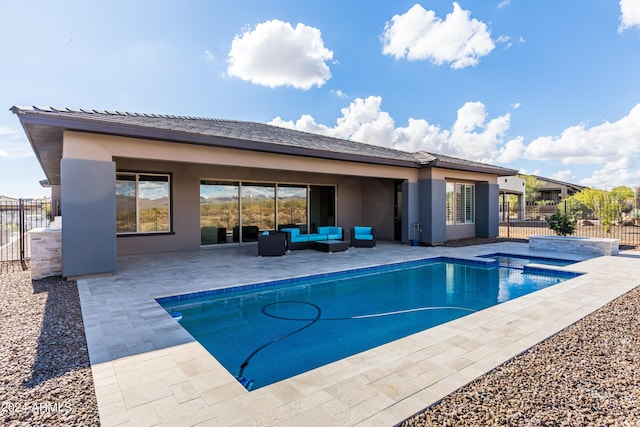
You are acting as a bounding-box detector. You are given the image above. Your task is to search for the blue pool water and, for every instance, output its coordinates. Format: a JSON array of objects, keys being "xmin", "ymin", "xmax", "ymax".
[
  {"xmin": 158, "ymin": 257, "xmax": 579, "ymax": 390},
  {"xmin": 477, "ymin": 253, "xmax": 576, "ymax": 269}
]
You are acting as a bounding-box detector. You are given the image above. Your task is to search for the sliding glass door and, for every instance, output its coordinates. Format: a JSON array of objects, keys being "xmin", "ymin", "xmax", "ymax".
[
  {"xmin": 240, "ymin": 183, "xmax": 275, "ymax": 242},
  {"xmin": 200, "ymin": 181, "xmax": 239, "ymax": 244},
  {"xmin": 277, "ymin": 185, "xmax": 307, "ymax": 233},
  {"xmin": 309, "ymin": 185, "xmax": 335, "ymax": 232},
  {"xmin": 200, "ymin": 181, "xmax": 335, "ymax": 245}
]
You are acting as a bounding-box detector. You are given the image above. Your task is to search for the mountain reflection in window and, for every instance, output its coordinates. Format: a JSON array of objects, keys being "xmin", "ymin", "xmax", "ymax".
[{"xmin": 116, "ymin": 173, "xmax": 170, "ymax": 233}]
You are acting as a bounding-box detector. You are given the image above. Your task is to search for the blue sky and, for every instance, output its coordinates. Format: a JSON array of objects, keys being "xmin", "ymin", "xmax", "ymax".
[{"xmin": 1, "ymin": 0, "xmax": 640, "ymax": 198}]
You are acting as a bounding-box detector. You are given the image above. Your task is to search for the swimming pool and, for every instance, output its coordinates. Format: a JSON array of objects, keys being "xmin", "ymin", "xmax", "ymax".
[
  {"xmin": 158, "ymin": 257, "xmax": 580, "ymax": 390},
  {"xmin": 476, "ymin": 253, "xmax": 577, "ymax": 268}
]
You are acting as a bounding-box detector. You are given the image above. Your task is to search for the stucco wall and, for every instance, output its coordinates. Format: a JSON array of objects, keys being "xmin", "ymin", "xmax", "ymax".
[
  {"xmin": 59, "ymin": 131, "xmax": 506, "ymax": 258},
  {"xmin": 113, "ymin": 158, "xmax": 400, "ymax": 255},
  {"xmin": 419, "ymin": 179, "xmax": 447, "ymax": 244},
  {"xmin": 361, "ymin": 178, "xmax": 395, "ymax": 240},
  {"xmin": 60, "ymin": 158, "xmax": 117, "ymax": 277}
]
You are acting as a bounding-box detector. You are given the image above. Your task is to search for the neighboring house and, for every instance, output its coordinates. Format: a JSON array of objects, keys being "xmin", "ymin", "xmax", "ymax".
[
  {"xmin": 0, "ymin": 195, "xmax": 19, "ymax": 203},
  {"xmin": 12, "ymin": 106, "xmax": 516, "ymax": 277},
  {"xmin": 497, "ymin": 176, "xmax": 526, "ymax": 221},
  {"xmin": 0, "ymin": 195, "xmax": 19, "ymax": 225},
  {"xmin": 531, "ymin": 175, "xmax": 586, "ymax": 203}
]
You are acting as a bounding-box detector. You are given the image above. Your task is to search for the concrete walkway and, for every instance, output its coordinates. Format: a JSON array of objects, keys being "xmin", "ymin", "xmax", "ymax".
[{"xmin": 77, "ymin": 242, "xmax": 640, "ymax": 426}]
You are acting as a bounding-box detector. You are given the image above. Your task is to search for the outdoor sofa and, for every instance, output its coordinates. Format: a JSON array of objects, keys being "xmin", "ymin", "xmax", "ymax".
[
  {"xmin": 280, "ymin": 226, "xmax": 343, "ymax": 250},
  {"xmin": 257, "ymin": 230, "xmax": 287, "ymax": 256},
  {"xmin": 351, "ymin": 226, "xmax": 376, "ymax": 247}
]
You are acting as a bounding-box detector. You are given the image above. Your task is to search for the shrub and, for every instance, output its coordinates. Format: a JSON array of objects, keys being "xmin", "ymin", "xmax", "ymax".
[{"xmin": 547, "ymin": 211, "xmax": 576, "ymax": 236}]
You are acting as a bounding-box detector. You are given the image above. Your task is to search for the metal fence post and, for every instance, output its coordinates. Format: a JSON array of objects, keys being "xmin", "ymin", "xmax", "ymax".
[{"xmin": 18, "ymin": 198, "xmax": 25, "ymax": 262}]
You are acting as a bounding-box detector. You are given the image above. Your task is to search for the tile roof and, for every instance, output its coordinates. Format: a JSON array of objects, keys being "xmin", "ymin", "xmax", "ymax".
[{"xmin": 11, "ymin": 106, "xmax": 517, "ymax": 183}]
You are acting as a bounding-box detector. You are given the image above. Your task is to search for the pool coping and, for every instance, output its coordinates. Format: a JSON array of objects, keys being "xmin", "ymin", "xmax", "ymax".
[
  {"xmin": 79, "ymin": 242, "xmax": 640, "ymax": 426},
  {"xmin": 155, "ymin": 255, "xmax": 580, "ymax": 306}
]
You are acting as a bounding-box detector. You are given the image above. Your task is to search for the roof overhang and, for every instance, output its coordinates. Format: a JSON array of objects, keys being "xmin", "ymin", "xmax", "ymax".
[
  {"xmin": 12, "ymin": 107, "xmax": 421, "ymax": 185},
  {"xmin": 431, "ymin": 159, "xmax": 517, "ymax": 177}
]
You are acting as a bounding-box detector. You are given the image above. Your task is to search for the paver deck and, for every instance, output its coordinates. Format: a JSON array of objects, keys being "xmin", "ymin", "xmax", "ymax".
[{"xmin": 77, "ymin": 241, "xmax": 640, "ymax": 426}]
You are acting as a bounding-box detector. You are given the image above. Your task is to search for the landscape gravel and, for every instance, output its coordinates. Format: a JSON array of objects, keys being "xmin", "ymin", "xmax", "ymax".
[
  {"xmin": 1, "ymin": 251, "xmax": 639, "ymax": 427},
  {"xmin": 399, "ymin": 285, "xmax": 640, "ymax": 426},
  {"xmin": 0, "ymin": 262, "xmax": 99, "ymax": 427}
]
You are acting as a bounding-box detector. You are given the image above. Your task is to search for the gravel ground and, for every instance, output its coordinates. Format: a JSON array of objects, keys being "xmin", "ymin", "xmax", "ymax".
[
  {"xmin": 0, "ymin": 262, "xmax": 99, "ymax": 426},
  {"xmin": 398, "ymin": 285, "xmax": 640, "ymax": 426},
  {"xmin": 1, "ymin": 243, "xmax": 639, "ymax": 427}
]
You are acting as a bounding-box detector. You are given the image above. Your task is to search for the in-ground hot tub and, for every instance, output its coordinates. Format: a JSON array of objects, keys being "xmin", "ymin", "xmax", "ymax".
[{"xmin": 529, "ymin": 235, "xmax": 619, "ymax": 256}]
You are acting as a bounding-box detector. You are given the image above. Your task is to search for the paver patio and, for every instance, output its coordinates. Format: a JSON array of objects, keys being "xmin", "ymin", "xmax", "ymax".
[{"xmin": 77, "ymin": 241, "xmax": 640, "ymax": 426}]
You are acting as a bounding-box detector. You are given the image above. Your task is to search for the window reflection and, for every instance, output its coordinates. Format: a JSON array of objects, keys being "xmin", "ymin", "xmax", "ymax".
[
  {"xmin": 277, "ymin": 185, "xmax": 307, "ymax": 231},
  {"xmin": 199, "ymin": 181, "xmax": 334, "ymax": 244},
  {"xmin": 116, "ymin": 173, "xmax": 170, "ymax": 233},
  {"xmin": 200, "ymin": 181, "xmax": 239, "ymax": 244},
  {"xmin": 241, "ymin": 183, "xmax": 275, "ymax": 241}
]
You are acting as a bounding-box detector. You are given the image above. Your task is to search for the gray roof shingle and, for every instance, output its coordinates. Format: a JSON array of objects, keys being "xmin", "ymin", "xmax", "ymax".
[{"xmin": 11, "ymin": 106, "xmax": 517, "ymax": 183}]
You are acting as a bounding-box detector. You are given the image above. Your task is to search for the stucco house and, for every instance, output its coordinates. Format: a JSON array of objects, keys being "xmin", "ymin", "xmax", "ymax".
[
  {"xmin": 12, "ymin": 106, "xmax": 516, "ymax": 278},
  {"xmin": 531, "ymin": 175, "xmax": 586, "ymax": 203}
]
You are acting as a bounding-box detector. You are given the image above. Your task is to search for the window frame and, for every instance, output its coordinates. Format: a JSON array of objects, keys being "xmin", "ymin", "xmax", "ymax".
[
  {"xmin": 445, "ymin": 182, "xmax": 475, "ymax": 225},
  {"xmin": 116, "ymin": 171, "xmax": 172, "ymax": 236}
]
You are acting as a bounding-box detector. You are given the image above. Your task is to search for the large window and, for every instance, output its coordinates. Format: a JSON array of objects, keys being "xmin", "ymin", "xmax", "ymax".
[
  {"xmin": 446, "ymin": 182, "xmax": 474, "ymax": 225},
  {"xmin": 199, "ymin": 180, "xmax": 334, "ymax": 245},
  {"xmin": 116, "ymin": 173, "xmax": 171, "ymax": 234},
  {"xmin": 200, "ymin": 181, "xmax": 239, "ymax": 244},
  {"xmin": 241, "ymin": 183, "xmax": 275, "ymax": 241},
  {"xmin": 277, "ymin": 185, "xmax": 307, "ymax": 230}
]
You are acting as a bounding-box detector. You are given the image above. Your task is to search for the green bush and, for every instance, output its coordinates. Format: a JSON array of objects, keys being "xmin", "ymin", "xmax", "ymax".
[{"xmin": 547, "ymin": 211, "xmax": 576, "ymax": 236}]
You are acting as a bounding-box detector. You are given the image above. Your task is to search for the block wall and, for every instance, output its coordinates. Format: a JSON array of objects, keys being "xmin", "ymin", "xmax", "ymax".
[{"xmin": 29, "ymin": 229, "xmax": 62, "ymax": 280}]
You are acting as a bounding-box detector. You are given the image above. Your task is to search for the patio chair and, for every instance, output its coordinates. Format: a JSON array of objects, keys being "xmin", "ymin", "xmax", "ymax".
[
  {"xmin": 351, "ymin": 226, "xmax": 376, "ymax": 247},
  {"xmin": 258, "ymin": 231, "xmax": 287, "ymax": 256}
]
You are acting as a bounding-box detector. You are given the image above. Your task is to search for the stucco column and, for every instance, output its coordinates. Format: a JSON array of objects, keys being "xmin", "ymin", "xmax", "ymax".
[
  {"xmin": 61, "ymin": 158, "xmax": 117, "ymax": 277},
  {"xmin": 475, "ymin": 182, "xmax": 499, "ymax": 238},
  {"xmin": 419, "ymin": 179, "xmax": 446, "ymax": 244}
]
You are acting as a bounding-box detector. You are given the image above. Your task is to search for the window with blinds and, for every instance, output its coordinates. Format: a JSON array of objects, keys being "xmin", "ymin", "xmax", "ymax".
[{"xmin": 445, "ymin": 182, "xmax": 475, "ymax": 225}]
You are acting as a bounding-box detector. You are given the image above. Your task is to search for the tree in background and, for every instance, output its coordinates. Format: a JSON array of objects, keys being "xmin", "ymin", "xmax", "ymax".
[
  {"xmin": 565, "ymin": 188, "xmax": 624, "ymax": 233},
  {"xmin": 518, "ymin": 174, "xmax": 544, "ymax": 204},
  {"xmin": 610, "ymin": 186, "xmax": 635, "ymax": 212},
  {"xmin": 518, "ymin": 174, "xmax": 545, "ymax": 220}
]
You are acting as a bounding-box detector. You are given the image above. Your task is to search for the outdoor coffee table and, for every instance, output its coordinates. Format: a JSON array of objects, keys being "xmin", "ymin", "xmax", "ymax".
[{"xmin": 313, "ymin": 239, "xmax": 349, "ymax": 253}]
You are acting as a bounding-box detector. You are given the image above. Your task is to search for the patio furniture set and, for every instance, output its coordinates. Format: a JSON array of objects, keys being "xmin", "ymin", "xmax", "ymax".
[{"xmin": 257, "ymin": 226, "xmax": 376, "ymax": 256}]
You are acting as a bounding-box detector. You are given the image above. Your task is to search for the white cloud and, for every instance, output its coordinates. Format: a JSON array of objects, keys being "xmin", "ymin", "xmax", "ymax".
[
  {"xmin": 524, "ymin": 103, "xmax": 640, "ymax": 165},
  {"xmin": 227, "ymin": 19, "xmax": 333, "ymax": 89},
  {"xmin": 331, "ymin": 89, "xmax": 348, "ymax": 98},
  {"xmin": 271, "ymin": 96, "xmax": 395, "ymax": 143},
  {"xmin": 269, "ymin": 99, "xmax": 640, "ymax": 189},
  {"xmin": 381, "ymin": 2, "xmax": 495, "ymax": 69},
  {"xmin": 0, "ymin": 125, "xmax": 17, "ymax": 136},
  {"xmin": 619, "ymin": 0, "xmax": 640, "ymax": 32},
  {"xmin": 270, "ymin": 96, "xmax": 517, "ymax": 164},
  {"xmin": 496, "ymin": 137, "xmax": 526, "ymax": 163},
  {"xmin": 203, "ymin": 50, "xmax": 214, "ymax": 62},
  {"xmin": 518, "ymin": 168, "xmax": 541, "ymax": 176},
  {"xmin": 498, "ymin": 0, "xmax": 511, "ymax": 8},
  {"xmin": 549, "ymin": 170, "xmax": 575, "ymax": 182},
  {"xmin": 579, "ymin": 158, "xmax": 640, "ymax": 189},
  {"xmin": 0, "ymin": 125, "xmax": 33, "ymax": 159}
]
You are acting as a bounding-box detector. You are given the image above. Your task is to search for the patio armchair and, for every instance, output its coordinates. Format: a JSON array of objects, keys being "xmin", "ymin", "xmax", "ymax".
[
  {"xmin": 257, "ymin": 231, "xmax": 287, "ymax": 256},
  {"xmin": 351, "ymin": 226, "xmax": 376, "ymax": 247}
]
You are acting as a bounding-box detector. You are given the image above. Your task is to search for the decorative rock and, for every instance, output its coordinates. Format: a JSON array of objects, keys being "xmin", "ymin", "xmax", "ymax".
[
  {"xmin": 399, "ymin": 285, "xmax": 640, "ymax": 426},
  {"xmin": 0, "ymin": 264, "xmax": 99, "ymax": 426}
]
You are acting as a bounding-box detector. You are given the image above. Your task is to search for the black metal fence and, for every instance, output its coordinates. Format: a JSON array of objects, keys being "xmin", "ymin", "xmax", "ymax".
[
  {"xmin": 0, "ymin": 199, "xmax": 53, "ymax": 263},
  {"xmin": 499, "ymin": 201, "xmax": 640, "ymax": 248}
]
